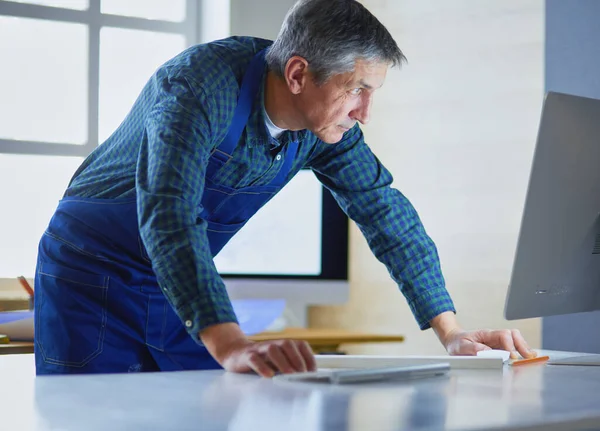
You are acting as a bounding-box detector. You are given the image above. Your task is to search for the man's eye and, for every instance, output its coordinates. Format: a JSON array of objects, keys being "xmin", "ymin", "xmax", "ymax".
[{"xmin": 350, "ymin": 88, "xmax": 362, "ymax": 95}]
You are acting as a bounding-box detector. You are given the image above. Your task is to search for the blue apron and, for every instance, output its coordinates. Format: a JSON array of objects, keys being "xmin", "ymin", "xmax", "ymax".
[{"xmin": 34, "ymin": 49, "xmax": 299, "ymax": 375}]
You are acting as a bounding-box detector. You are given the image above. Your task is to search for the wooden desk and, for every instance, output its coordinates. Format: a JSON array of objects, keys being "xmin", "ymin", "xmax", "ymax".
[
  {"xmin": 0, "ymin": 341, "xmax": 33, "ymax": 355},
  {"xmin": 0, "ymin": 328, "xmax": 403, "ymax": 355},
  {"xmin": 249, "ymin": 327, "xmax": 404, "ymax": 353}
]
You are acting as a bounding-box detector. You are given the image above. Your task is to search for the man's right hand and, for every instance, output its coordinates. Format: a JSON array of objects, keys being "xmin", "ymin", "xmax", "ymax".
[{"xmin": 200, "ymin": 322, "xmax": 317, "ymax": 377}]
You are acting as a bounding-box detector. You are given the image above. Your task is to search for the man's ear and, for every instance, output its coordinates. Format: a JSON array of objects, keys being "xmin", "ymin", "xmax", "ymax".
[{"xmin": 284, "ymin": 56, "xmax": 310, "ymax": 95}]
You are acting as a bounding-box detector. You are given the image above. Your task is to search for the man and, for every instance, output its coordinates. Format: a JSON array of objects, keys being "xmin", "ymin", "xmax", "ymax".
[{"xmin": 34, "ymin": 0, "xmax": 534, "ymax": 376}]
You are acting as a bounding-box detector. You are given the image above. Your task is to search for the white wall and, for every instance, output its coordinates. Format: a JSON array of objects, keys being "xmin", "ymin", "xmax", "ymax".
[
  {"xmin": 310, "ymin": 0, "xmax": 545, "ymax": 354},
  {"xmin": 201, "ymin": 0, "xmax": 231, "ymax": 43},
  {"xmin": 229, "ymin": 0, "xmax": 295, "ymax": 40}
]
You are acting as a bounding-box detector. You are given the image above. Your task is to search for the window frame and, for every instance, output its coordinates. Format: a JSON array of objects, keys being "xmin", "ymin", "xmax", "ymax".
[
  {"xmin": 0, "ymin": 0, "xmax": 201, "ymax": 157},
  {"xmin": 0, "ymin": 0, "xmax": 201, "ymax": 291}
]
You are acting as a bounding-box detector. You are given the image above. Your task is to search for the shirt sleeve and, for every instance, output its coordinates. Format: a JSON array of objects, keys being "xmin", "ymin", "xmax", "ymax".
[
  {"xmin": 136, "ymin": 71, "xmax": 238, "ymax": 340},
  {"xmin": 307, "ymin": 125, "xmax": 456, "ymax": 329}
]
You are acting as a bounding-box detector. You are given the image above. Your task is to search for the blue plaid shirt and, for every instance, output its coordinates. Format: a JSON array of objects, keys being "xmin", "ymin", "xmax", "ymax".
[{"xmin": 66, "ymin": 36, "xmax": 455, "ymax": 338}]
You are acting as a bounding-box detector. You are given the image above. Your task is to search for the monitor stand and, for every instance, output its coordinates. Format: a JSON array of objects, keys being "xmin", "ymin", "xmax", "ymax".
[{"xmin": 548, "ymin": 354, "xmax": 600, "ymax": 366}]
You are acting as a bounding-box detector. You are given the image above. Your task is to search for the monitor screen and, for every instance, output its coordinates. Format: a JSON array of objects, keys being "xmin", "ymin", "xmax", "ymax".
[
  {"xmin": 214, "ymin": 169, "xmax": 323, "ymax": 276},
  {"xmin": 504, "ymin": 92, "xmax": 600, "ymax": 320},
  {"xmin": 215, "ymin": 169, "xmax": 348, "ymax": 281}
]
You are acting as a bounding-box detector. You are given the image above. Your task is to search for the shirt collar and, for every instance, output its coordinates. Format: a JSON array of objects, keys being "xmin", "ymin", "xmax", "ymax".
[{"xmin": 245, "ymin": 66, "xmax": 308, "ymax": 149}]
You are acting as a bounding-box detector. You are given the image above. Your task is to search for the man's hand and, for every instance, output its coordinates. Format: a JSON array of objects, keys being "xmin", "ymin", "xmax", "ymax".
[
  {"xmin": 442, "ymin": 328, "xmax": 536, "ymax": 359},
  {"xmin": 430, "ymin": 311, "xmax": 536, "ymax": 359},
  {"xmin": 218, "ymin": 338, "xmax": 317, "ymax": 377},
  {"xmin": 200, "ymin": 322, "xmax": 317, "ymax": 377}
]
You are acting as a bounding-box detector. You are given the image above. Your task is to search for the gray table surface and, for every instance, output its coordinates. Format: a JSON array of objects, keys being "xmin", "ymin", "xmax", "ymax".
[{"xmin": 1, "ymin": 350, "xmax": 600, "ymax": 431}]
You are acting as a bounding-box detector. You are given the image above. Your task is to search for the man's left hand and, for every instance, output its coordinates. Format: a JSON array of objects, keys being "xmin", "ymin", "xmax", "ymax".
[
  {"xmin": 430, "ymin": 311, "xmax": 536, "ymax": 359},
  {"xmin": 443, "ymin": 328, "xmax": 536, "ymax": 359}
]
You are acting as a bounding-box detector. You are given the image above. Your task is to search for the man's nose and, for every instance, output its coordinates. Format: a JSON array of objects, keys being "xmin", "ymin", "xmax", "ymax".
[{"xmin": 352, "ymin": 94, "xmax": 373, "ymax": 125}]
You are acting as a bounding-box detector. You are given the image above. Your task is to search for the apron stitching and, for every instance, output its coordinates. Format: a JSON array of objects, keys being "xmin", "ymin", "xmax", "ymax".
[
  {"xmin": 60, "ymin": 198, "xmax": 137, "ymax": 205},
  {"xmin": 38, "ymin": 271, "xmax": 108, "ymax": 289},
  {"xmin": 43, "ymin": 231, "xmax": 112, "ymax": 262},
  {"xmin": 204, "ymin": 187, "xmax": 266, "ymax": 196}
]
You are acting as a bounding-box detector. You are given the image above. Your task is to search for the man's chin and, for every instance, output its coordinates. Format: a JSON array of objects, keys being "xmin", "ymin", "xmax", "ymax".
[{"xmin": 316, "ymin": 130, "xmax": 345, "ymax": 144}]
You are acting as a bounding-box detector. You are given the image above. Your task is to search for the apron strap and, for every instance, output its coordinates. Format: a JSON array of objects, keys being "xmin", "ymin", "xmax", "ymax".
[
  {"xmin": 216, "ymin": 48, "xmax": 267, "ymax": 157},
  {"xmin": 206, "ymin": 47, "xmax": 300, "ymax": 188}
]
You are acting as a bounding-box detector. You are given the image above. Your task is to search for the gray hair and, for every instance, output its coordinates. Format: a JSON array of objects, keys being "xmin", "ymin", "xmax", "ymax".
[{"xmin": 265, "ymin": 0, "xmax": 406, "ymax": 85}]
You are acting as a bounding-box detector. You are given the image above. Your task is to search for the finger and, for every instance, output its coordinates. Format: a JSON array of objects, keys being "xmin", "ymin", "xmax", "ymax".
[
  {"xmin": 263, "ymin": 344, "xmax": 295, "ymax": 374},
  {"xmin": 498, "ymin": 330, "xmax": 518, "ymax": 358},
  {"xmin": 297, "ymin": 341, "xmax": 317, "ymax": 372},
  {"xmin": 279, "ymin": 340, "xmax": 307, "ymax": 372},
  {"xmin": 247, "ymin": 352, "xmax": 276, "ymax": 378},
  {"xmin": 511, "ymin": 329, "xmax": 536, "ymax": 358}
]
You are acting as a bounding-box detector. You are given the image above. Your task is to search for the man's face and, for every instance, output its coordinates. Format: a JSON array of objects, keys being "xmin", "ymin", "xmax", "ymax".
[{"xmin": 297, "ymin": 60, "xmax": 388, "ymax": 144}]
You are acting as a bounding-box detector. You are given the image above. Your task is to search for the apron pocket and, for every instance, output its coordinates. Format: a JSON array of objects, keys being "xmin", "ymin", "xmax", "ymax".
[{"xmin": 35, "ymin": 262, "xmax": 109, "ymax": 368}]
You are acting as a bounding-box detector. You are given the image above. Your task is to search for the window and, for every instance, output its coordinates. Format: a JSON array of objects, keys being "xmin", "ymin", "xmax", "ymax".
[{"xmin": 0, "ymin": 0, "xmax": 200, "ymax": 279}]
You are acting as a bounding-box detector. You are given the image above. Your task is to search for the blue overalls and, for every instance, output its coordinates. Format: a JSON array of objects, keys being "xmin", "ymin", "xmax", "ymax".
[{"xmin": 34, "ymin": 50, "xmax": 299, "ymax": 374}]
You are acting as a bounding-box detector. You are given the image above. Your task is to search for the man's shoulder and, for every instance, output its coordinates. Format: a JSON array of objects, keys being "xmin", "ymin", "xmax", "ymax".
[{"xmin": 160, "ymin": 36, "xmax": 273, "ymax": 95}]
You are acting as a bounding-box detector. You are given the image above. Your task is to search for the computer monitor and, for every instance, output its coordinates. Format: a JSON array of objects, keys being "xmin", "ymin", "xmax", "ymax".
[
  {"xmin": 505, "ymin": 91, "xmax": 600, "ymax": 321},
  {"xmin": 216, "ymin": 169, "xmax": 350, "ymax": 326}
]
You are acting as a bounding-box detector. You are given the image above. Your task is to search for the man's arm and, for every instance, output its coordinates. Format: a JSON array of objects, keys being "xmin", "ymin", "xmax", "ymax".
[
  {"xmin": 308, "ymin": 125, "xmax": 456, "ymax": 330},
  {"xmin": 137, "ymin": 73, "xmax": 239, "ymax": 339},
  {"xmin": 309, "ymin": 125, "xmax": 535, "ymax": 358},
  {"xmin": 430, "ymin": 311, "xmax": 462, "ymax": 345}
]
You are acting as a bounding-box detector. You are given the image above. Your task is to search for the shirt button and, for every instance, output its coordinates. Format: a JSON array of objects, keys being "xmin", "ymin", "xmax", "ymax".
[
  {"xmin": 276, "ymin": 154, "xmax": 282, "ymax": 161},
  {"xmin": 185, "ymin": 320, "xmax": 192, "ymax": 328}
]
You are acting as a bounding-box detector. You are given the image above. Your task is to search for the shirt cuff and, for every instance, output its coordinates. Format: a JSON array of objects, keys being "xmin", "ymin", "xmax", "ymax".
[
  {"xmin": 182, "ymin": 307, "xmax": 239, "ymax": 343},
  {"xmin": 407, "ymin": 287, "xmax": 456, "ymax": 330},
  {"xmin": 168, "ymin": 285, "xmax": 239, "ymax": 342}
]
